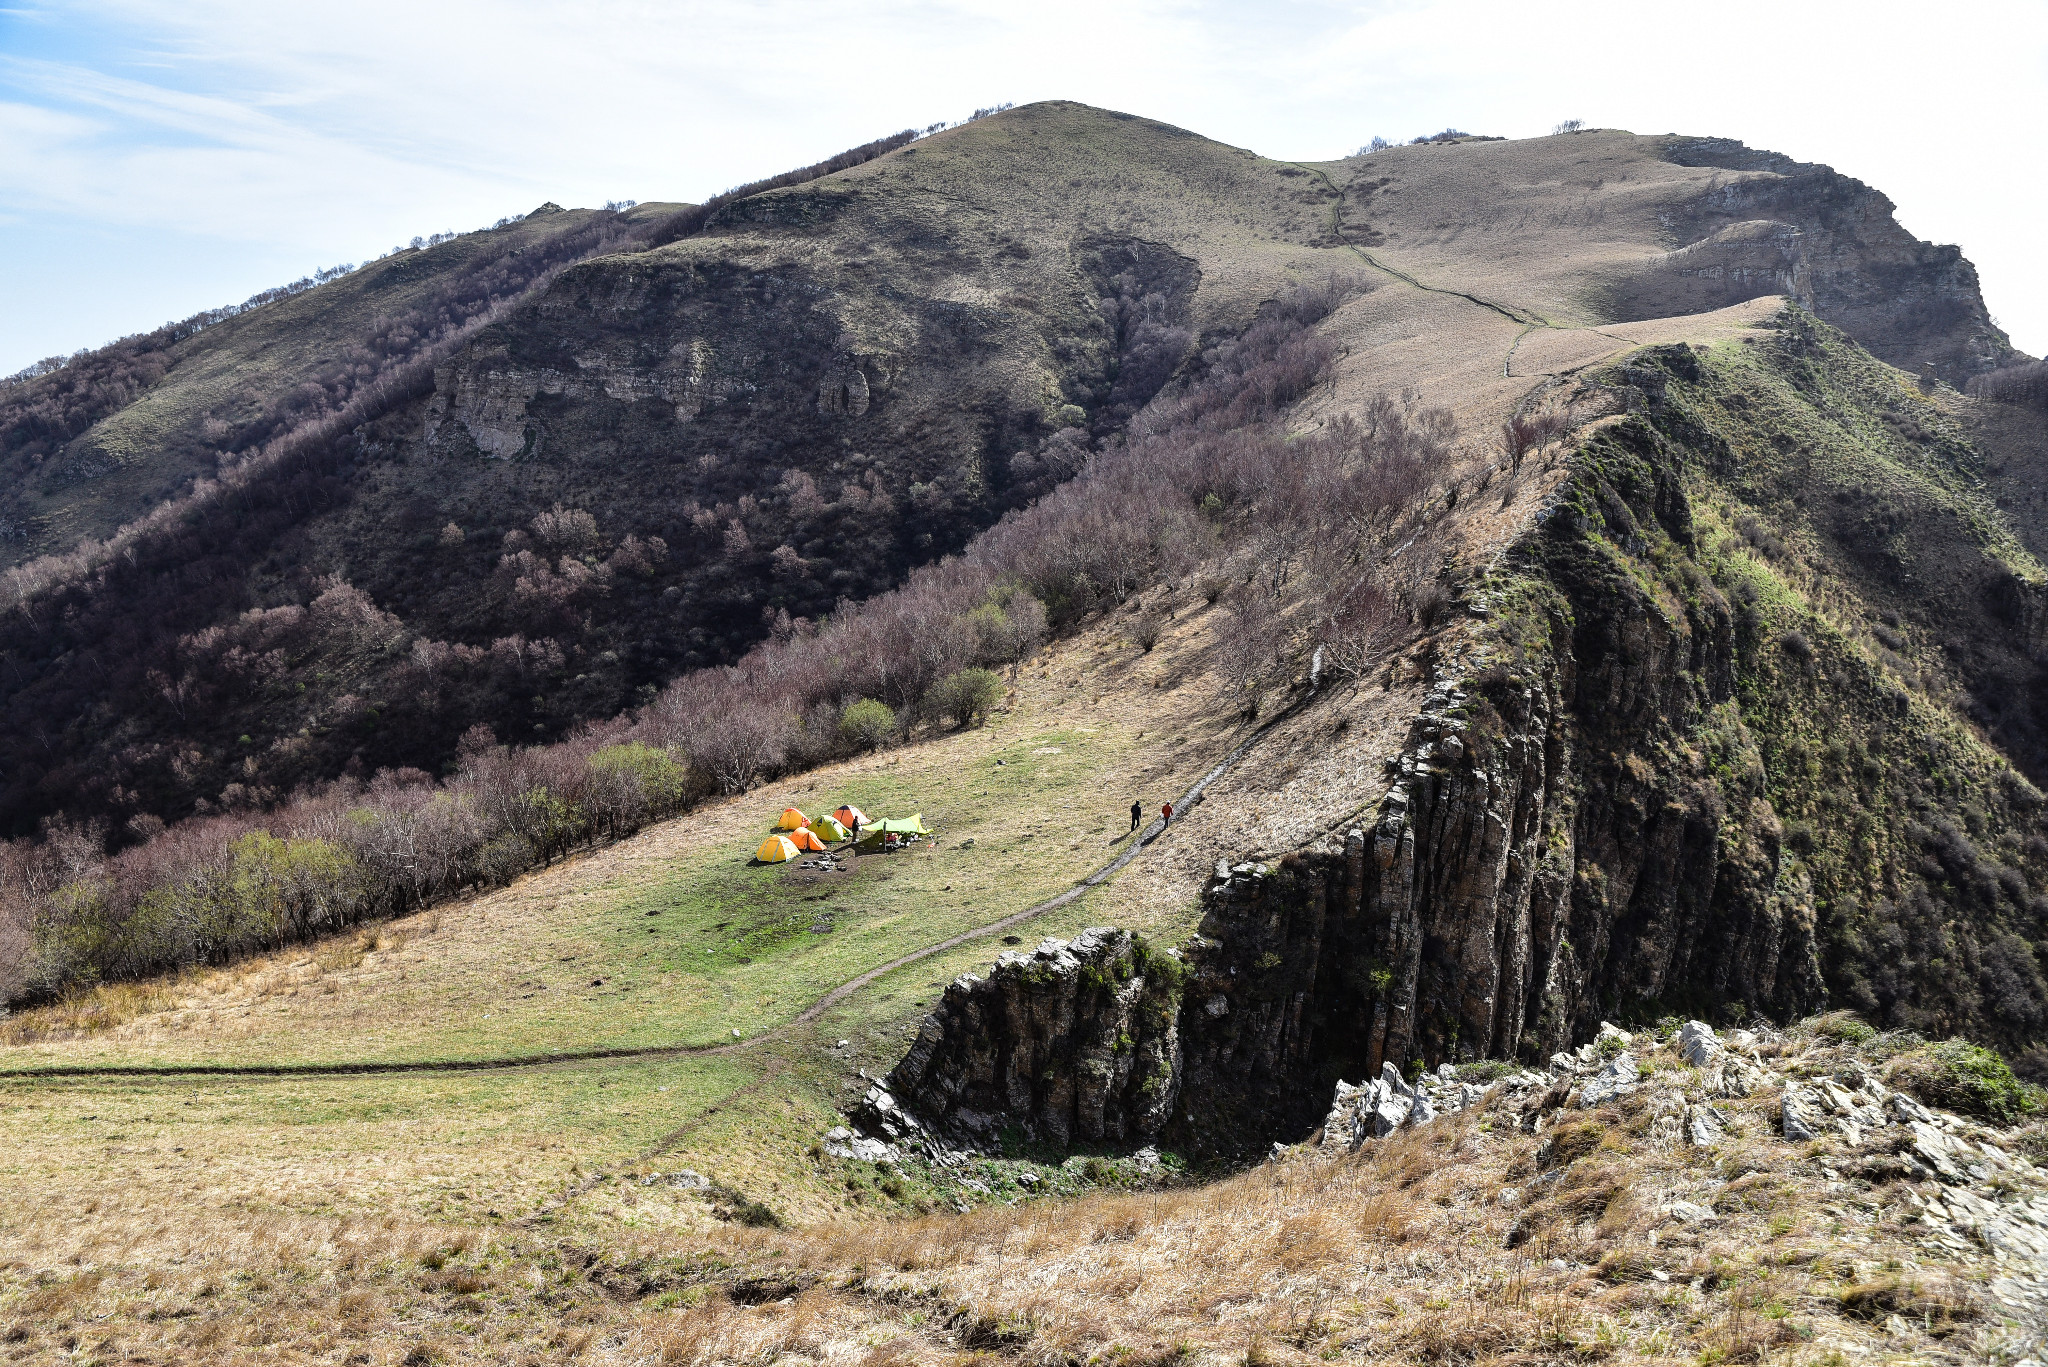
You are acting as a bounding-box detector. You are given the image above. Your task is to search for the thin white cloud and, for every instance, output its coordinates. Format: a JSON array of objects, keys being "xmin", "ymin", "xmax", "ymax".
[{"xmin": 1, "ymin": 0, "xmax": 2044, "ymax": 367}]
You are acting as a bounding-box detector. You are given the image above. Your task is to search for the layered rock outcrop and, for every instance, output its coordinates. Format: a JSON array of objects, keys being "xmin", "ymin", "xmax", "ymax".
[
  {"xmin": 1607, "ymin": 136, "xmax": 2016, "ymax": 383},
  {"xmin": 885, "ymin": 928, "xmax": 1183, "ymax": 1145},
  {"xmin": 875, "ymin": 321, "xmax": 2048, "ymax": 1152}
]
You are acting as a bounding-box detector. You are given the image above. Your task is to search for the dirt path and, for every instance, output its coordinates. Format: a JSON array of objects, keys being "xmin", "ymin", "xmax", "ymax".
[
  {"xmin": 1293, "ymin": 162, "xmax": 1650, "ymax": 387},
  {"xmin": 0, "ymin": 703, "xmax": 1301, "ymax": 1082},
  {"xmin": 1287, "ymin": 162, "xmax": 1547, "ymax": 331}
]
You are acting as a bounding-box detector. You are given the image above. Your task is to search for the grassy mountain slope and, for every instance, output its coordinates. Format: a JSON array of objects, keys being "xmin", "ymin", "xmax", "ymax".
[
  {"xmin": 0, "ymin": 109, "xmax": 2012, "ymax": 845},
  {"xmin": 5, "ymin": 107, "xmax": 2048, "ymax": 1366},
  {"xmin": 0, "ymin": 105, "xmax": 1344, "ymax": 837},
  {"xmin": 0, "ymin": 203, "xmax": 673, "ymax": 561}
]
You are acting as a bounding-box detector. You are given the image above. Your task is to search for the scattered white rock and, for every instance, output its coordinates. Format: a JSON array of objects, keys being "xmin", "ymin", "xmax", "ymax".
[
  {"xmin": 1661, "ymin": 1199, "xmax": 1717, "ymax": 1225},
  {"xmin": 1321, "ymin": 1064, "xmax": 1431, "ymax": 1148},
  {"xmin": 1782, "ymin": 1083, "xmax": 1823, "ymax": 1142},
  {"xmin": 1677, "ymin": 1020, "xmax": 1722, "ymax": 1068},
  {"xmin": 822, "ymin": 1127, "xmax": 898, "ymax": 1162},
  {"xmin": 1889, "ymin": 1091, "xmax": 1937, "ymax": 1126},
  {"xmin": 1687, "ymin": 1103, "xmax": 1731, "ymax": 1147},
  {"xmin": 1578, "ymin": 1050, "xmax": 1640, "ymax": 1107}
]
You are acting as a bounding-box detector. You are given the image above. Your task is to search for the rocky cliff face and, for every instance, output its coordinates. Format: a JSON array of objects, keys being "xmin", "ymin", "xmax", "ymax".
[
  {"xmin": 886, "ymin": 928, "xmax": 1183, "ymax": 1145},
  {"xmin": 879, "ymin": 313, "xmax": 2048, "ymax": 1152},
  {"xmin": 1589, "ymin": 141, "xmax": 2007, "ymax": 385},
  {"xmin": 1605, "ymin": 137, "xmax": 2016, "ymax": 384}
]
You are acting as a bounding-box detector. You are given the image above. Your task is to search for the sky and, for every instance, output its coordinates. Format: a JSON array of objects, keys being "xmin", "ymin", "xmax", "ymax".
[{"xmin": 3, "ymin": 0, "xmax": 2046, "ymax": 374}]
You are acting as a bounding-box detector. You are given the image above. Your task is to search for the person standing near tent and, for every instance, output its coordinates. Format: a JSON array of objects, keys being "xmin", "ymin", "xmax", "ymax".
[
  {"xmin": 1129, "ymin": 800, "xmax": 1142, "ymax": 833},
  {"xmin": 1162, "ymin": 801, "xmax": 1173, "ymax": 827}
]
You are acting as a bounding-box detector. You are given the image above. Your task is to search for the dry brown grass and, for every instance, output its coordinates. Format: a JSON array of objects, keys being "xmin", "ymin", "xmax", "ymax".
[
  {"xmin": 564, "ymin": 1086, "xmax": 1995, "ymax": 1366},
  {"xmin": 0, "ymin": 1073, "xmax": 2008, "ymax": 1367},
  {"xmin": 0, "ymin": 925, "xmax": 424, "ymax": 1048},
  {"xmin": 0, "ymin": 973, "xmax": 198, "ymax": 1046}
]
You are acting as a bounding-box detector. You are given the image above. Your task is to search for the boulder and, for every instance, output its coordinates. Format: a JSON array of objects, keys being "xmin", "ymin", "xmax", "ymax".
[
  {"xmin": 881, "ymin": 927, "xmax": 1182, "ymax": 1145},
  {"xmin": 1686, "ymin": 1103, "xmax": 1730, "ymax": 1147},
  {"xmin": 1578, "ymin": 1051, "xmax": 1640, "ymax": 1107},
  {"xmin": 1595, "ymin": 1021, "xmax": 1634, "ymax": 1050},
  {"xmin": 1676, "ymin": 1020, "xmax": 1722, "ymax": 1068},
  {"xmin": 1888, "ymin": 1091, "xmax": 1938, "ymax": 1126},
  {"xmin": 1707, "ymin": 1055, "xmax": 1763, "ymax": 1099},
  {"xmin": 1907, "ymin": 1120, "xmax": 1967, "ymax": 1183},
  {"xmin": 1782, "ymin": 1084, "xmax": 1823, "ymax": 1142},
  {"xmin": 1320, "ymin": 1074, "xmax": 1419, "ymax": 1148}
]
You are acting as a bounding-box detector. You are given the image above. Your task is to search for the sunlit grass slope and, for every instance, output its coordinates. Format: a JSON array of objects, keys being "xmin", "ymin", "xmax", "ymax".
[{"xmin": 0, "ymin": 613, "xmax": 1245, "ymax": 1260}]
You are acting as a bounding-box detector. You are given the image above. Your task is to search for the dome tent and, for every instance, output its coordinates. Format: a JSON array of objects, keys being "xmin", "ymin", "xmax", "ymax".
[
  {"xmin": 755, "ymin": 834, "xmax": 802, "ymax": 863},
  {"xmin": 788, "ymin": 827, "xmax": 828, "ymax": 852},
  {"xmin": 812, "ymin": 814, "xmax": 852, "ymax": 841},
  {"xmin": 776, "ymin": 808, "xmax": 811, "ymax": 831},
  {"xmin": 831, "ymin": 805, "xmax": 869, "ymax": 830}
]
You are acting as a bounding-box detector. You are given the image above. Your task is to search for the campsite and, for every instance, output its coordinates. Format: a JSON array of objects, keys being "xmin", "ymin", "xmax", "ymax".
[{"xmin": 757, "ymin": 804, "xmax": 932, "ymax": 868}]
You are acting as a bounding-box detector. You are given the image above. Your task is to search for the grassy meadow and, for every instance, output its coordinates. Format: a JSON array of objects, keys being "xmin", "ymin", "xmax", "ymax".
[{"xmin": 0, "ymin": 620, "xmax": 1243, "ymax": 1337}]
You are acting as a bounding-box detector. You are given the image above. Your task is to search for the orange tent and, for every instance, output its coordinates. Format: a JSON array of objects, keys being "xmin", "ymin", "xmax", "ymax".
[
  {"xmin": 832, "ymin": 805, "xmax": 869, "ymax": 829},
  {"xmin": 776, "ymin": 808, "xmax": 810, "ymax": 831},
  {"xmin": 788, "ymin": 827, "xmax": 828, "ymax": 852}
]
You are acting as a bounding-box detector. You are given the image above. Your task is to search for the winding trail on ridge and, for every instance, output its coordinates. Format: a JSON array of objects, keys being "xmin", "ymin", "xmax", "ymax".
[
  {"xmin": 2, "ymin": 701, "xmax": 1304, "ymax": 1083},
  {"xmin": 1291, "ymin": 161, "xmax": 1645, "ymax": 386}
]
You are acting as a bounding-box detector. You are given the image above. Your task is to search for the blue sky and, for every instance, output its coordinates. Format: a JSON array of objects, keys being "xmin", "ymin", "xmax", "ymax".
[{"xmin": 4, "ymin": 0, "xmax": 2046, "ymax": 373}]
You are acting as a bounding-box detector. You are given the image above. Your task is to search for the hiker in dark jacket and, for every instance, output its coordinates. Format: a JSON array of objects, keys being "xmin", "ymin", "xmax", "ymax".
[{"xmin": 1130, "ymin": 800, "xmax": 1142, "ymax": 832}]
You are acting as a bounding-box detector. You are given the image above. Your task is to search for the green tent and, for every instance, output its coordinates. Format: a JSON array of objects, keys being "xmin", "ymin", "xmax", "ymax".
[
  {"xmin": 877, "ymin": 815, "xmax": 929, "ymax": 834},
  {"xmin": 812, "ymin": 814, "xmax": 852, "ymax": 841},
  {"xmin": 855, "ymin": 814, "xmax": 930, "ymax": 852}
]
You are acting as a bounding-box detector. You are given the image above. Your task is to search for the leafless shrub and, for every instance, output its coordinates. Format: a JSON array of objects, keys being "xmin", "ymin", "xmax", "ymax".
[
  {"xmin": 1733, "ymin": 512, "xmax": 1788, "ymax": 560},
  {"xmin": 1502, "ymin": 411, "xmax": 1570, "ymax": 465},
  {"xmin": 1316, "ymin": 577, "xmax": 1402, "ymax": 683},
  {"xmin": 1967, "ymin": 358, "xmax": 2048, "ymax": 412},
  {"xmin": 530, "ymin": 505, "xmax": 600, "ymax": 552},
  {"xmin": 1217, "ymin": 583, "xmax": 1293, "ymax": 717}
]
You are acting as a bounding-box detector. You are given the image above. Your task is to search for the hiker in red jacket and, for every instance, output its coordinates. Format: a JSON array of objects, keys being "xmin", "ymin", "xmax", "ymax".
[{"xmin": 1161, "ymin": 801, "xmax": 1173, "ymax": 827}]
